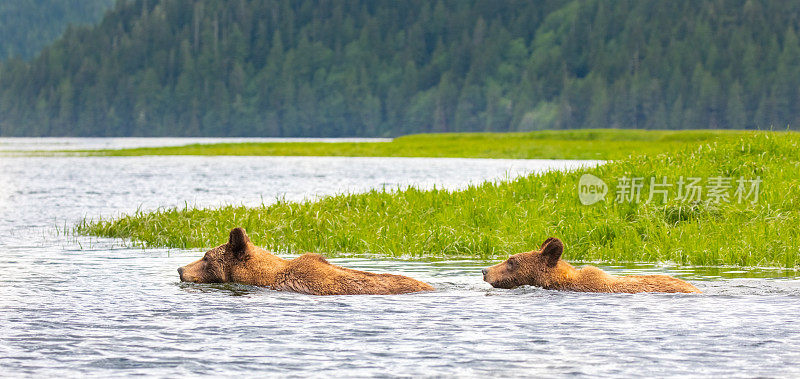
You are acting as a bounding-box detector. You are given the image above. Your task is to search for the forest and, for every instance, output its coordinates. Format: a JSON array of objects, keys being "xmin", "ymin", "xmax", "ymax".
[
  {"xmin": 0, "ymin": 0, "xmax": 114, "ymax": 61},
  {"xmin": 1, "ymin": 0, "xmax": 799, "ymax": 136}
]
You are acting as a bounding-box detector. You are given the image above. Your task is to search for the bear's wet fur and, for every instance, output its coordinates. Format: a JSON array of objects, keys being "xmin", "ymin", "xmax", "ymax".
[
  {"xmin": 178, "ymin": 227, "xmax": 434, "ymax": 295},
  {"xmin": 482, "ymin": 237, "xmax": 701, "ymax": 293}
]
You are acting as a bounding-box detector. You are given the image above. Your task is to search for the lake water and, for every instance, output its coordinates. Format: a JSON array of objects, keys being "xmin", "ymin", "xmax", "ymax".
[
  {"xmin": 0, "ymin": 137, "xmax": 391, "ymax": 151},
  {"xmin": 1, "ymin": 140, "xmax": 798, "ymax": 377}
]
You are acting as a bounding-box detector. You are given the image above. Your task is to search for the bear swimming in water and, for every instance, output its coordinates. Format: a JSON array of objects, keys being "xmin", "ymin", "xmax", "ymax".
[
  {"xmin": 178, "ymin": 227, "xmax": 434, "ymax": 295},
  {"xmin": 482, "ymin": 237, "xmax": 701, "ymax": 293}
]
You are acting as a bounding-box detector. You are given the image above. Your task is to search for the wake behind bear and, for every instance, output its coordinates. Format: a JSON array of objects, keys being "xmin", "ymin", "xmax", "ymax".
[
  {"xmin": 482, "ymin": 237, "xmax": 701, "ymax": 293},
  {"xmin": 178, "ymin": 227, "xmax": 434, "ymax": 295}
]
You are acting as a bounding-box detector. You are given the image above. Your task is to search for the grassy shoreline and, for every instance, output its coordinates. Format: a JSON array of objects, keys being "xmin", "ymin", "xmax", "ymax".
[
  {"xmin": 78, "ymin": 130, "xmax": 800, "ymax": 267},
  {"xmin": 68, "ymin": 129, "xmax": 748, "ymax": 160}
]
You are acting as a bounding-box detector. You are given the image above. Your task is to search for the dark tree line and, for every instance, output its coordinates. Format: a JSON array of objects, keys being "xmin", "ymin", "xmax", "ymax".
[
  {"xmin": 1, "ymin": 0, "xmax": 799, "ymax": 137},
  {"xmin": 0, "ymin": 0, "xmax": 114, "ymax": 61}
]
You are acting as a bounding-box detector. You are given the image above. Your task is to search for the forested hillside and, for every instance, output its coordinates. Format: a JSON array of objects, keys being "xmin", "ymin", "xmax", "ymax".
[
  {"xmin": 0, "ymin": 0, "xmax": 115, "ymax": 61},
  {"xmin": 1, "ymin": 0, "xmax": 799, "ymax": 136}
]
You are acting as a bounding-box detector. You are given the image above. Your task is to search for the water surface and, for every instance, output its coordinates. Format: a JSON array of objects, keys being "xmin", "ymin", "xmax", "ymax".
[
  {"xmin": 0, "ymin": 136, "xmax": 391, "ymax": 151},
  {"xmin": 0, "ymin": 141, "xmax": 797, "ymax": 377}
]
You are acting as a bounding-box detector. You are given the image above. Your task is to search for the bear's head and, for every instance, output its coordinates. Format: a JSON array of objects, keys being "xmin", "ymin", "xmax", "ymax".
[
  {"xmin": 177, "ymin": 227, "xmax": 253, "ymax": 283},
  {"xmin": 482, "ymin": 237, "xmax": 565, "ymax": 289}
]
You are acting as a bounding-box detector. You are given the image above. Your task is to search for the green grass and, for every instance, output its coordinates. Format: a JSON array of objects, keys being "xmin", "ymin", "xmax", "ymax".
[
  {"xmin": 78, "ymin": 130, "xmax": 800, "ymax": 268},
  {"xmin": 78, "ymin": 129, "xmax": 747, "ymax": 160}
]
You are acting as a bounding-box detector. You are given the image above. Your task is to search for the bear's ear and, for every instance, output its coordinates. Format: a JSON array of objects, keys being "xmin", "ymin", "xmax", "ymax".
[
  {"xmin": 228, "ymin": 227, "xmax": 251, "ymax": 258},
  {"xmin": 539, "ymin": 237, "xmax": 558, "ymax": 250},
  {"xmin": 541, "ymin": 237, "xmax": 563, "ymax": 267}
]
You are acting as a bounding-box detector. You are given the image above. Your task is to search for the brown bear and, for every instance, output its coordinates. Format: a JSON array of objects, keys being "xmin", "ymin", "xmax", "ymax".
[
  {"xmin": 177, "ymin": 227, "xmax": 434, "ymax": 295},
  {"xmin": 482, "ymin": 237, "xmax": 701, "ymax": 293}
]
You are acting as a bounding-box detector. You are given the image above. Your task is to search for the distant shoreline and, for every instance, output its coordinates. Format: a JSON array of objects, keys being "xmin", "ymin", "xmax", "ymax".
[{"xmin": 40, "ymin": 129, "xmax": 758, "ymax": 161}]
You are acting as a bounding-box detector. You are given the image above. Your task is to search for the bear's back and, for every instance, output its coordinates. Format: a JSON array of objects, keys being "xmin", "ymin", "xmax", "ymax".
[
  {"xmin": 567, "ymin": 266, "xmax": 700, "ymax": 293},
  {"xmin": 274, "ymin": 253, "xmax": 434, "ymax": 295},
  {"xmin": 613, "ymin": 274, "xmax": 701, "ymax": 293}
]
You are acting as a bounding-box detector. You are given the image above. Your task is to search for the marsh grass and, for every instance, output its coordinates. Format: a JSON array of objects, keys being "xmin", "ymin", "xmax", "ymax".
[
  {"xmin": 78, "ymin": 130, "xmax": 800, "ymax": 267},
  {"xmin": 76, "ymin": 129, "xmax": 747, "ymax": 160}
]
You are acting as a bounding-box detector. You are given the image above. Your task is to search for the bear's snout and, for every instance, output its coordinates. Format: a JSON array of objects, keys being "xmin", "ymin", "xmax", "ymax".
[
  {"xmin": 177, "ymin": 266, "xmax": 184, "ymax": 280},
  {"xmin": 482, "ymin": 267, "xmax": 495, "ymax": 285}
]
